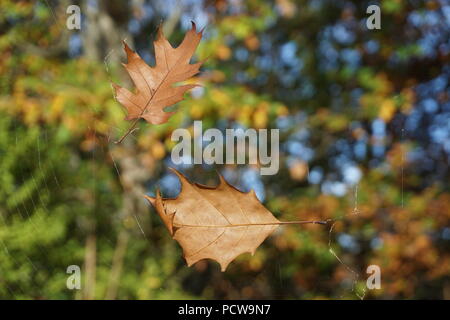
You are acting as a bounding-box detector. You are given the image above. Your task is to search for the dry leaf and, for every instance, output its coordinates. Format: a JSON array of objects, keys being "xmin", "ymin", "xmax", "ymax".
[
  {"xmin": 145, "ymin": 168, "xmax": 281, "ymax": 271},
  {"xmin": 113, "ymin": 22, "xmax": 203, "ymax": 142}
]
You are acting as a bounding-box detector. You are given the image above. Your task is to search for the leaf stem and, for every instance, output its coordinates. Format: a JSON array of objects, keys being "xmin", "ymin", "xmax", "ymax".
[
  {"xmin": 277, "ymin": 220, "xmax": 328, "ymax": 226},
  {"xmin": 115, "ymin": 118, "xmax": 140, "ymax": 144},
  {"xmin": 173, "ymin": 220, "xmax": 329, "ymax": 228}
]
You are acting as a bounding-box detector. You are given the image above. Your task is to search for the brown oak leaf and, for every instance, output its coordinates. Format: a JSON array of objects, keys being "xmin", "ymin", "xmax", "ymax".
[
  {"xmin": 113, "ymin": 22, "xmax": 203, "ymax": 143},
  {"xmin": 145, "ymin": 168, "xmax": 326, "ymax": 271}
]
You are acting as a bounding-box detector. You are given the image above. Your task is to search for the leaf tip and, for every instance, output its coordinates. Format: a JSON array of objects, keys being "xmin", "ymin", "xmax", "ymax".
[
  {"xmin": 185, "ymin": 256, "xmax": 196, "ymax": 268},
  {"xmin": 122, "ymin": 40, "xmax": 132, "ymax": 52},
  {"xmin": 248, "ymin": 189, "xmax": 258, "ymax": 199},
  {"xmin": 190, "ymin": 21, "xmax": 205, "ymax": 36},
  {"xmin": 190, "ymin": 21, "xmax": 197, "ymax": 32},
  {"xmin": 156, "ymin": 23, "xmax": 165, "ymax": 40},
  {"xmin": 220, "ymin": 261, "xmax": 229, "ymax": 272},
  {"xmin": 144, "ymin": 194, "xmax": 156, "ymax": 206},
  {"xmin": 111, "ymin": 83, "xmax": 120, "ymax": 93},
  {"xmin": 168, "ymin": 167, "xmax": 189, "ymax": 183},
  {"xmin": 215, "ymin": 170, "xmax": 227, "ymax": 185}
]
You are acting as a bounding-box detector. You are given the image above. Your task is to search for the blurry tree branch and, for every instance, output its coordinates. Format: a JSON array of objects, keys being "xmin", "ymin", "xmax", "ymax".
[{"xmin": 81, "ymin": 0, "xmax": 132, "ymax": 64}]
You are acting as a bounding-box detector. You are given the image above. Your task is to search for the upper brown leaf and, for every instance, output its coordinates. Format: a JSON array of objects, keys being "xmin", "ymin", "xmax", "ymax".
[
  {"xmin": 113, "ymin": 22, "xmax": 203, "ymax": 125},
  {"xmin": 145, "ymin": 168, "xmax": 280, "ymax": 271}
]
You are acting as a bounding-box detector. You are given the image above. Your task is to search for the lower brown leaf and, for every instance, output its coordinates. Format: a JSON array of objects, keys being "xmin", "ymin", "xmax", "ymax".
[{"xmin": 145, "ymin": 168, "xmax": 326, "ymax": 271}]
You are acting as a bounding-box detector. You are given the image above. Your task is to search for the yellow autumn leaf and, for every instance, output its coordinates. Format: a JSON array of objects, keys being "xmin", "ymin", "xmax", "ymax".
[{"xmin": 379, "ymin": 99, "xmax": 396, "ymax": 121}]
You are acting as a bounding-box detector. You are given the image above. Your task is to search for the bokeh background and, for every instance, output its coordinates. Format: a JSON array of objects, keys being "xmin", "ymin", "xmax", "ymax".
[{"xmin": 1, "ymin": 0, "xmax": 449, "ymax": 299}]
